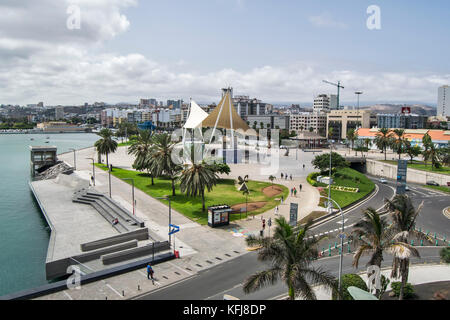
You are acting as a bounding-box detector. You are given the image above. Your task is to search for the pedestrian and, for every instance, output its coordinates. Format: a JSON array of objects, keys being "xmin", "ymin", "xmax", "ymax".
[
  {"xmin": 147, "ymin": 263, "xmax": 155, "ymax": 284},
  {"xmin": 274, "ymin": 206, "xmax": 278, "ymax": 215},
  {"xmin": 290, "ymin": 174, "xmax": 292, "ymax": 181},
  {"xmin": 281, "ymin": 195, "xmax": 284, "ymax": 204},
  {"xmin": 281, "ymin": 172, "xmax": 284, "ymax": 179},
  {"xmin": 299, "ymin": 184, "xmax": 302, "ymax": 192},
  {"xmin": 303, "ymin": 164, "xmax": 305, "ymax": 169},
  {"xmin": 294, "ymin": 188, "xmax": 297, "ymax": 197},
  {"xmin": 285, "ymin": 173, "xmax": 288, "ymax": 180},
  {"xmin": 290, "ymin": 188, "xmax": 293, "ymax": 196}
]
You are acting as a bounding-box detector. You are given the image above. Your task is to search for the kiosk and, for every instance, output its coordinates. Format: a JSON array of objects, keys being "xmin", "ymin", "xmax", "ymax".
[{"xmin": 207, "ymin": 205, "xmax": 232, "ymax": 228}]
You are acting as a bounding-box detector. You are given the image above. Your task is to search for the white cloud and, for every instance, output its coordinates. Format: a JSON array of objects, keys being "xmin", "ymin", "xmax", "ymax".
[{"xmin": 0, "ymin": 1, "xmax": 448, "ymax": 106}]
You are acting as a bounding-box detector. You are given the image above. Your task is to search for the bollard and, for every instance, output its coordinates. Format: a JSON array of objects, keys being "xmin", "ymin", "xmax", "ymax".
[
  {"xmin": 338, "ymin": 247, "xmax": 341, "ymax": 254},
  {"xmin": 434, "ymin": 233, "xmax": 437, "ymax": 239},
  {"xmin": 419, "ymin": 227, "xmax": 421, "ymax": 233},
  {"xmin": 435, "ymin": 240, "xmax": 438, "ymax": 246},
  {"xmin": 420, "ymin": 240, "xmax": 423, "ymax": 246},
  {"xmin": 329, "ymin": 248, "xmax": 331, "ymax": 256},
  {"xmin": 334, "ymin": 242, "xmax": 337, "ymax": 249},
  {"xmin": 138, "ymin": 285, "xmax": 140, "ymax": 291},
  {"xmin": 347, "ymin": 245, "xmax": 351, "ymax": 253},
  {"xmin": 122, "ymin": 290, "xmax": 125, "ymax": 297},
  {"xmin": 411, "ymin": 240, "xmax": 414, "ymax": 246}
]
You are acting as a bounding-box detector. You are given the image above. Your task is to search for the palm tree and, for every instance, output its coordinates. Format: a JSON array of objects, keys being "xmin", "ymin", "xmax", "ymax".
[
  {"xmin": 422, "ymin": 141, "xmax": 441, "ymax": 170},
  {"xmin": 243, "ymin": 217, "xmax": 338, "ymax": 300},
  {"xmin": 421, "ymin": 133, "xmax": 433, "ymax": 167},
  {"xmin": 346, "ymin": 129, "xmax": 357, "ymax": 154},
  {"xmin": 128, "ymin": 129, "xmax": 155, "ymax": 185},
  {"xmin": 351, "ymin": 207, "xmax": 416, "ymax": 298},
  {"xmin": 374, "ymin": 128, "xmax": 392, "ymax": 161},
  {"xmin": 94, "ymin": 128, "xmax": 118, "ymax": 167},
  {"xmin": 385, "ymin": 195, "xmax": 429, "ymax": 300},
  {"xmin": 151, "ymin": 133, "xmax": 181, "ymax": 196},
  {"xmin": 241, "ymin": 185, "xmax": 250, "ymax": 219},
  {"xmin": 391, "ymin": 129, "xmax": 407, "ymax": 159},
  {"xmin": 179, "ymin": 162, "xmax": 219, "ymax": 212}
]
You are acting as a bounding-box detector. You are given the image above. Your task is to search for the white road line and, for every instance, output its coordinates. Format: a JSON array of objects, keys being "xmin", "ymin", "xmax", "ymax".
[
  {"xmin": 412, "ymin": 189, "xmax": 429, "ymax": 196},
  {"xmin": 167, "ymin": 261, "xmax": 195, "ymax": 276},
  {"xmin": 105, "ymin": 284, "xmax": 123, "ymax": 298},
  {"xmin": 63, "ymin": 291, "xmax": 73, "ymax": 300}
]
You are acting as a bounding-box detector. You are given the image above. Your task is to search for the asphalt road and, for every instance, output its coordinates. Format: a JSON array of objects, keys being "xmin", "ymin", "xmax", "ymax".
[
  {"xmin": 135, "ymin": 247, "xmax": 443, "ymax": 300},
  {"xmin": 135, "ymin": 176, "xmax": 448, "ymax": 301}
]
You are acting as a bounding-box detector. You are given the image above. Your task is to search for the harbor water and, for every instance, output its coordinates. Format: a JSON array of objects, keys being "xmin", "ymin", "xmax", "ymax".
[{"xmin": 0, "ymin": 133, "xmax": 99, "ymax": 296}]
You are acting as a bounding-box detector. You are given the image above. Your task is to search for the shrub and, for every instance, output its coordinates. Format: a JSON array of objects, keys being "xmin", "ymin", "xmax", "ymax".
[
  {"xmin": 390, "ymin": 282, "xmax": 415, "ymax": 299},
  {"xmin": 440, "ymin": 247, "xmax": 450, "ymax": 263},
  {"xmin": 332, "ymin": 274, "xmax": 369, "ymax": 300}
]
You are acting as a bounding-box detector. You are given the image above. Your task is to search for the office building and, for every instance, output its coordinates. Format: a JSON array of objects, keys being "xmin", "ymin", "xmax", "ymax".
[
  {"xmin": 327, "ymin": 109, "xmax": 372, "ymax": 140},
  {"xmin": 377, "ymin": 113, "xmax": 426, "ymax": 129},
  {"xmin": 289, "ymin": 112, "xmax": 327, "ymax": 135}
]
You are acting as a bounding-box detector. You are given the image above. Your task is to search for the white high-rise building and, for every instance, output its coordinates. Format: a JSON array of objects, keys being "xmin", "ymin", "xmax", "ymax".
[
  {"xmin": 313, "ymin": 94, "xmax": 330, "ymax": 112},
  {"xmin": 437, "ymin": 85, "xmax": 449, "ymax": 117}
]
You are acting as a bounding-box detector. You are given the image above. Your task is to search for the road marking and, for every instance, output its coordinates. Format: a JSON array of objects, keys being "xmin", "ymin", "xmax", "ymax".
[
  {"xmin": 105, "ymin": 284, "xmax": 123, "ymax": 298},
  {"xmin": 205, "ymin": 283, "xmax": 243, "ymax": 300},
  {"xmin": 63, "ymin": 291, "xmax": 73, "ymax": 300},
  {"xmin": 167, "ymin": 261, "xmax": 194, "ymax": 276}
]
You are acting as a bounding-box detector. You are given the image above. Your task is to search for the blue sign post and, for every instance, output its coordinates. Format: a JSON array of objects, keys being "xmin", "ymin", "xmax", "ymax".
[{"xmin": 169, "ymin": 224, "xmax": 180, "ymax": 253}]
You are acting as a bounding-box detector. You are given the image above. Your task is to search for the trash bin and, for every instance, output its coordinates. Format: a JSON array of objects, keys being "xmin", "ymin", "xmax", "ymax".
[{"xmin": 174, "ymin": 250, "xmax": 180, "ymax": 258}]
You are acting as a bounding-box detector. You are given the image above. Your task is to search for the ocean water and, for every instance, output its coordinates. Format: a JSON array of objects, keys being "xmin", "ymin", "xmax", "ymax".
[{"xmin": 0, "ymin": 133, "xmax": 99, "ymax": 296}]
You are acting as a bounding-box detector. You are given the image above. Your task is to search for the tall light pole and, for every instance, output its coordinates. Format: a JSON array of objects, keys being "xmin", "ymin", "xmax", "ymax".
[
  {"xmin": 355, "ymin": 91, "xmax": 363, "ymax": 129},
  {"xmin": 123, "ymin": 178, "xmax": 135, "ymax": 215},
  {"xmin": 86, "ymin": 157, "xmax": 95, "ymax": 186},
  {"xmin": 69, "ymin": 148, "xmax": 76, "ymax": 170},
  {"xmin": 157, "ymin": 196, "xmax": 172, "ymax": 244}
]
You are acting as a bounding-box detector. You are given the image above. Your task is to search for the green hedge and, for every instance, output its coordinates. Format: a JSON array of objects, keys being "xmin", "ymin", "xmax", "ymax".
[
  {"xmin": 440, "ymin": 247, "xmax": 450, "ymax": 263},
  {"xmin": 390, "ymin": 282, "xmax": 415, "ymax": 299},
  {"xmin": 306, "ymin": 172, "xmax": 327, "ymax": 187},
  {"xmin": 332, "ymin": 274, "xmax": 368, "ymax": 300}
]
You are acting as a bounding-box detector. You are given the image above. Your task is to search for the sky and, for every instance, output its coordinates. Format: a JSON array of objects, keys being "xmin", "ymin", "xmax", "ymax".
[{"xmin": 0, "ymin": 0, "xmax": 449, "ymax": 106}]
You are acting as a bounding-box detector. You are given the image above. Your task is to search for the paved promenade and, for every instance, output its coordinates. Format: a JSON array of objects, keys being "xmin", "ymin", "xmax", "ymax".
[{"xmin": 34, "ymin": 146, "xmax": 323, "ymax": 299}]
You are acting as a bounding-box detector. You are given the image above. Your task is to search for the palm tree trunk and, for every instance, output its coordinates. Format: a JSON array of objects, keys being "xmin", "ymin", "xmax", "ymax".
[
  {"xmin": 399, "ymin": 259, "xmax": 409, "ymax": 300},
  {"xmin": 201, "ymin": 190, "xmax": 205, "ymax": 212},
  {"xmin": 384, "ymin": 146, "xmax": 387, "ymax": 161},
  {"xmin": 171, "ymin": 177, "xmax": 176, "ymax": 196},
  {"xmin": 288, "ymin": 284, "xmax": 295, "ymax": 300},
  {"xmin": 151, "ymin": 175, "xmax": 154, "ymax": 185},
  {"xmin": 106, "ymin": 153, "xmax": 109, "ymax": 168}
]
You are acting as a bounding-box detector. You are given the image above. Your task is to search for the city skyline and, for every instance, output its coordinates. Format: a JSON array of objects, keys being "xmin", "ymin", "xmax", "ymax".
[{"xmin": 0, "ymin": 1, "xmax": 449, "ymax": 105}]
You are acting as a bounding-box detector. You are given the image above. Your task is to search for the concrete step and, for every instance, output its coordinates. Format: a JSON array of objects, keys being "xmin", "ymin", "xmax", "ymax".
[{"xmin": 91, "ymin": 202, "xmax": 128, "ymax": 233}]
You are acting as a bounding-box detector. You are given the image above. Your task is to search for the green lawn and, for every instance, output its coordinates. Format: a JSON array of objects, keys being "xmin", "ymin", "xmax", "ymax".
[
  {"xmin": 311, "ymin": 167, "xmax": 375, "ymax": 209},
  {"xmin": 381, "ymin": 160, "xmax": 450, "ymax": 175},
  {"xmin": 424, "ymin": 185, "xmax": 450, "ymax": 194},
  {"xmin": 117, "ymin": 141, "xmax": 133, "ymax": 147},
  {"xmin": 95, "ymin": 164, "xmax": 289, "ymax": 225}
]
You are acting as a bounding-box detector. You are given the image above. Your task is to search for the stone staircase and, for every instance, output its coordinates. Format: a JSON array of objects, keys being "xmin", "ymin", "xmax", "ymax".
[{"xmin": 72, "ymin": 189, "xmax": 145, "ymax": 234}]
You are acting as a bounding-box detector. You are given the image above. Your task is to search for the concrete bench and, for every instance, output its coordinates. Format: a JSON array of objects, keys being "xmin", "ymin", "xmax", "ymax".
[
  {"xmin": 101, "ymin": 241, "xmax": 170, "ymax": 265},
  {"xmin": 80, "ymin": 228, "xmax": 149, "ymax": 252},
  {"xmin": 72, "ymin": 240, "xmax": 138, "ymax": 263}
]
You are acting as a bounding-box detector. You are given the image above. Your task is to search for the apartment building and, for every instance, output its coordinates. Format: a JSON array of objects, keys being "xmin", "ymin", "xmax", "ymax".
[{"xmin": 289, "ymin": 112, "xmax": 327, "ymax": 134}]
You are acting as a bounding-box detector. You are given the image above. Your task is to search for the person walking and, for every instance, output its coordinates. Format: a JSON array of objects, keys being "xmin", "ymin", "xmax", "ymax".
[
  {"xmin": 299, "ymin": 184, "xmax": 302, "ymax": 192},
  {"xmin": 290, "ymin": 174, "xmax": 292, "ymax": 181},
  {"xmin": 303, "ymin": 164, "xmax": 305, "ymax": 169},
  {"xmin": 281, "ymin": 172, "xmax": 284, "ymax": 179},
  {"xmin": 285, "ymin": 173, "xmax": 288, "ymax": 180},
  {"xmin": 290, "ymin": 188, "xmax": 293, "ymax": 196},
  {"xmin": 294, "ymin": 188, "xmax": 297, "ymax": 197},
  {"xmin": 274, "ymin": 206, "xmax": 278, "ymax": 215},
  {"xmin": 280, "ymin": 195, "xmax": 284, "ymax": 205},
  {"xmin": 147, "ymin": 263, "xmax": 155, "ymax": 284}
]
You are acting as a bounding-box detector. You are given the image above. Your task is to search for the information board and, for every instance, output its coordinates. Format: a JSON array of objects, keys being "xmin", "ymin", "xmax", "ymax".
[{"xmin": 289, "ymin": 203, "xmax": 298, "ymax": 227}]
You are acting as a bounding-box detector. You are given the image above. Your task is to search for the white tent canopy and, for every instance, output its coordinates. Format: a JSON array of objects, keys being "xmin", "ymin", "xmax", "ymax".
[{"xmin": 183, "ymin": 100, "xmax": 208, "ymax": 129}]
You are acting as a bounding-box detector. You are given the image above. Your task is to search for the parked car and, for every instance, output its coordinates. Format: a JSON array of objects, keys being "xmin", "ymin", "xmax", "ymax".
[
  {"xmin": 405, "ymin": 185, "xmax": 410, "ymax": 191},
  {"xmin": 379, "ymin": 178, "xmax": 387, "ymax": 184},
  {"xmin": 426, "ymin": 181, "xmax": 439, "ymax": 186}
]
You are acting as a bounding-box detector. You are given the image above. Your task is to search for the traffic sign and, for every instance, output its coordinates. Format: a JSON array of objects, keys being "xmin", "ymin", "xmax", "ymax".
[
  {"xmin": 338, "ymin": 233, "xmax": 346, "ymax": 239},
  {"xmin": 169, "ymin": 224, "xmax": 180, "ymax": 235}
]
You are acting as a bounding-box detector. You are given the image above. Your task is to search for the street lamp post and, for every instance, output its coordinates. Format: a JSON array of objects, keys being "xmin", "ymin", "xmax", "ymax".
[
  {"xmin": 319, "ymin": 195, "xmax": 344, "ymax": 296},
  {"xmin": 123, "ymin": 178, "xmax": 135, "ymax": 215},
  {"xmin": 108, "ymin": 164, "xmax": 112, "ymax": 197},
  {"xmin": 355, "ymin": 91, "xmax": 363, "ymax": 129},
  {"xmin": 86, "ymin": 158, "xmax": 95, "ymax": 186},
  {"xmin": 157, "ymin": 196, "xmax": 172, "ymax": 244},
  {"xmin": 69, "ymin": 148, "xmax": 76, "ymax": 170}
]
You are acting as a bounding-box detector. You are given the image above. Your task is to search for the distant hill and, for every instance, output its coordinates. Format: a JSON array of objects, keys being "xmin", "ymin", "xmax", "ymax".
[{"xmin": 360, "ymin": 104, "xmax": 436, "ymax": 116}]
